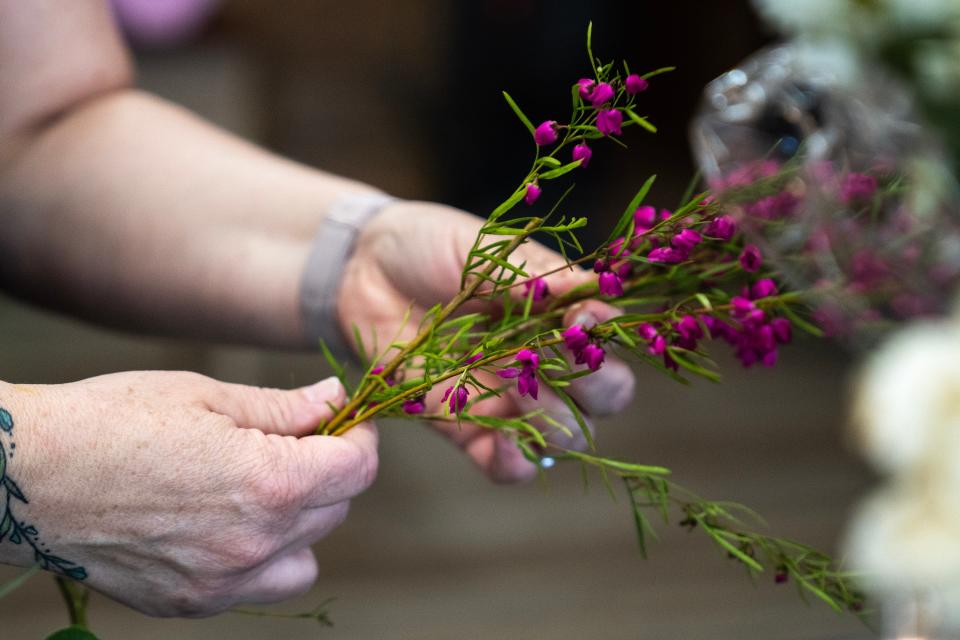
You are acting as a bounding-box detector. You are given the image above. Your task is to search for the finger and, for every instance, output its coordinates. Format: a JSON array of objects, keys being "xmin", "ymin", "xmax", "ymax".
[
  {"xmin": 561, "ymin": 300, "xmax": 636, "ymax": 416},
  {"xmin": 277, "ymin": 502, "xmax": 351, "ymax": 552},
  {"xmin": 510, "ymin": 385, "xmax": 595, "ymax": 452},
  {"xmin": 233, "ymin": 546, "xmax": 318, "ymax": 605},
  {"xmin": 203, "ymin": 376, "xmax": 345, "ymax": 436},
  {"xmin": 285, "ymin": 421, "xmax": 379, "ymax": 507},
  {"xmin": 507, "ymin": 238, "xmax": 593, "ymax": 300},
  {"xmin": 463, "ymin": 430, "xmax": 539, "ymax": 484}
]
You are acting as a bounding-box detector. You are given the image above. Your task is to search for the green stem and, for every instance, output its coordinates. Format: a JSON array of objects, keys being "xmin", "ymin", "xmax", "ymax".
[
  {"xmin": 54, "ymin": 576, "xmax": 89, "ymax": 629},
  {"xmin": 321, "ymin": 217, "xmax": 545, "ymax": 436}
]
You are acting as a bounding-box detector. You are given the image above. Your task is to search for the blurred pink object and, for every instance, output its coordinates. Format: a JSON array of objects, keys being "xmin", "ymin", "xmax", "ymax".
[{"xmin": 108, "ymin": 0, "xmax": 222, "ymax": 48}]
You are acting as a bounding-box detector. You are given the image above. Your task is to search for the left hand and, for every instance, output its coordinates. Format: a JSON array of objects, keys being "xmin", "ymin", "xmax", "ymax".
[{"xmin": 337, "ymin": 200, "xmax": 636, "ymax": 482}]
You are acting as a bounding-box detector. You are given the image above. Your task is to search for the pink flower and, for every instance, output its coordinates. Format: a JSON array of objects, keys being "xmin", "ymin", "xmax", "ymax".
[
  {"xmin": 676, "ymin": 316, "xmax": 704, "ymax": 343},
  {"xmin": 633, "ymin": 205, "xmax": 657, "ymax": 229},
  {"xmin": 647, "ymin": 247, "xmax": 686, "ymax": 264},
  {"xmin": 500, "ymin": 348, "xmax": 540, "ymax": 399},
  {"xmin": 705, "ymin": 215, "xmax": 736, "ymax": 241},
  {"xmin": 577, "ymin": 78, "xmax": 596, "ymax": 99},
  {"xmin": 731, "ymin": 296, "xmax": 756, "ymax": 318},
  {"xmin": 516, "ymin": 348, "xmax": 540, "ymax": 369},
  {"xmin": 582, "ymin": 343, "xmax": 605, "ymax": 371},
  {"xmin": 562, "ymin": 325, "xmax": 590, "ymax": 352},
  {"xmin": 588, "ymin": 82, "xmax": 615, "ymax": 107},
  {"xmin": 637, "ymin": 323, "xmax": 658, "ymax": 341},
  {"xmin": 840, "ymin": 172, "xmax": 877, "ymax": 204},
  {"xmin": 625, "ymin": 74, "xmax": 648, "ymax": 94},
  {"xmin": 441, "ymin": 384, "xmax": 470, "ymax": 414},
  {"xmin": 751, "ymin": 279, "xmax": 777, "ymax": 299},
  {"xmin": 370, "ymin": 365, "xmax": 395, "ymax": 386},
  {"xmin": 523, "ymin": 276, "xmax": 549, "ymax": 301},
  {"xmin": 739, "ymin": 244, "xmax": 762, "ymax": 272},
  {"xmin": 648, "ymin": 334, "xmax": 667, "ymax": 356},
  {"xmin": 402, "ymin": 397, "xmax": 426, "ymax": 415},
  {"xmin": 524, "ymin": 182, "xmax": 542, "ymax": 206},
  {"xmin": 671, "ymin": 229, "xmax": 702, "ymax": 252},
  {"xmin": 771, "ymin": 317, "xmax": 792, "ymax": 344},
  {"xmin": 534, "ymin": 120, "xmax": 559, "ymax": 146},
  {"xmin": 598, "ymin": 271, "xmax": 624, "ymax": 297},
  {"xmin": 572, "ymin": 143, "xmax": 593, "ymax": 168},
  {"xmin": 596, "ymin": 109, "xmax": 623, "ymax": 136},
  {"xmin": 464, "ymin": 351, "xmax": 484, "ymax": 365}
]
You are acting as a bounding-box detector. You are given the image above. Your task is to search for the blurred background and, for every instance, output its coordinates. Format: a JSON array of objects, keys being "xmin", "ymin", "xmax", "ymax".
[{"xmin": 0, "ymin": 1, "xmax": 874, "ymax": 637}]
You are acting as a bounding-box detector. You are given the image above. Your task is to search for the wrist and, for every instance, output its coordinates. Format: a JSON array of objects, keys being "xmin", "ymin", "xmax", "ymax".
[{"xmin": 299, "ymin": 191, "xmax": 399, "ymax": 357}]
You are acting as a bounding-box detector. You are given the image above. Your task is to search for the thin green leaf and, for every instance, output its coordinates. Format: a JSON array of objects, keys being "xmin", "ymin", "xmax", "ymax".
[
  {"xmin": 502, "ymin": 91, "xmax": 536, "ymax": 137},
  {"xmin": 780, "ymin": 304, "xmax": 825, "ymax": 337},
  {"xmin": 641, "ymin": 66, "xmax": 676, "ymax": 80},
  {"xmin": 0, "ymin": 564, "xmax": 39, "ymax": 600},
  {"xmin": 539, "ymin": 160, "xmax": 584, "ymax": 180},
  {"xmin": 489, "ymin": 187, "xmax": 528, "ymax": 222},
  {"xmin": 609, "ymin": 175, "xmax": 656, "ymax": 242},
  {"xmin": 624, "ymin": 108, "xmax": 657, "ymax": 133}
]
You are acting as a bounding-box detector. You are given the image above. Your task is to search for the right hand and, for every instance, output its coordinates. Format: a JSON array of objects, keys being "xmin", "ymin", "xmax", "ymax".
[{"xmin": 0, "ymin": 371, "xmax": 377, "ymax": 617}]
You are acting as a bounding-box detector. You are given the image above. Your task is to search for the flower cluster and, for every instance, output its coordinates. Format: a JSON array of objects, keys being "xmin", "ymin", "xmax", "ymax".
[
  {"xmin": 497, "ymin": 348, "xmax": 541, "ymax": 399},
  {"xmin": 562, "ymin": 324, "xmax": 606, "ymax": 371}
]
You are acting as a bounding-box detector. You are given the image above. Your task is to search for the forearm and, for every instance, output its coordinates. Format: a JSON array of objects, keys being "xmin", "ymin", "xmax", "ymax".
[{"xmin": 0, "ymin": 89, "xmax": 381, "ymax": 348}]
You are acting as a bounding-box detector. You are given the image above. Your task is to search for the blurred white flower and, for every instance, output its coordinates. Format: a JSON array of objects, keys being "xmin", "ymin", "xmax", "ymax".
[{"xmin": 852, "ymin": 319, "xmax": 960, "ymax": 475}]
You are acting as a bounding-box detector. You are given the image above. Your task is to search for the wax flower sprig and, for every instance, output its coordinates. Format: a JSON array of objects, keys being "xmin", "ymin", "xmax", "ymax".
[{"xmin": 315, "ymin": 28, "xmax": 867, "ymax": 619}]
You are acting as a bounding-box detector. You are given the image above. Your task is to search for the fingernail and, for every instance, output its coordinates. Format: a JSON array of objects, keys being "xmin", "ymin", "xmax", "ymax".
[
  {"xmin": 302, "ymin": 377, "xmax": 343, "ymax": 404},
  {"xmin": 573, "ymin": 309, "xmax": 599, "ymax": 329}
]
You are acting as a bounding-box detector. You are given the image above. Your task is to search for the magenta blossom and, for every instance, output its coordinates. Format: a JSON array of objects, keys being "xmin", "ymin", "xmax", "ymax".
[
  {"xmin": 647, "ymin": 247, "xmax": 686, "ymax": 264},
  {"xmin": 370, "ymin": 365, "xmax": 395, "ymax": 386},
  {"xmin": 572, "ymin": 143, "xmax": 593, "ymax": 168},
  {"xmin": 441, "ymin": 384, "xmax": 469, "ymax": 414},
  {"xmin": 524, "ymin": 182, "xmax": 542, "ymax": 206},
  {"xmin": 751, "ymin": 278, "xmax": 777, "ymax": 299},
  {"xmin": 577, "ymin": 77, "xmax": 595, "ymax": 99},
  {"xmin": 671, "ymin": 229, "xmax": 702, "ymax": 252},
  {"xmin": 598, "ymin": 271, "xmax": 624, "ymax": 297},
  {"xmin": 402, "ymin": 396, "xmax": 426, "ymax": 415},
  {"xmin": 499, "ymin": 348, "xmax": 540, "ymax": 399},
  {"xmin": 649, "ymin": 334, "xmax": 667, "ymax": 356},
  {"xmin": 705, "ymin": 215, "xmax": 736, "ymax": 241},
  {"xmin": 634, "ymin": 205, "xmax": 657, "ymax": 229},
  {"xmin": 582, "ymin": 343, "xmax": 606, "ymax": 371},
  {"xmin": 625, "ymin": 74, "xmax": 648, "ymax": 94},
  {"xmin": 840, "ymin": 172, "xmax": 877, "ymax": 204},
  {"xmin": 676, "ymin": 316, "xmax": 704, "ymax": 344},
  {"xmin": 523, "ymin": 276, "xmax": 549, "ymax": 301},
  {"xmin": 588, "ymin": 82, "xmax": 615, "ymax": 107},
  {"xmin": 464, "ymin": 351, "xmax": 484, "ymax": 365},
  {"xmin": 771, "ymin": 317, "xmax": 792, "ymax": 343},
  {"xmin": 739, "ymin": 244, "xmax": 762, "ymax": 272},
  {"xmin": 596, "ymin": 108, "xmax": 623, "ymax": 136},
  {"xmin": 637, "ymin": 323, "xmax": 658, "ymax": 341},
  {"xmin": 562, "ymin": 324, "xmax": 590, "ymax": 352},
  {"xmin": 534, "ymin": 120, "xmax": 559, "ymax": 146}
]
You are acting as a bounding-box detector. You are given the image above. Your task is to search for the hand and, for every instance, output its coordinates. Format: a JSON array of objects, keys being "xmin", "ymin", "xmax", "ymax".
[
  {"xmin": 338, "ymin": 200, "xmax": 635, "ymax": 482},
  {"xmin": 0, "ymin": 372, "xmax": 377, "ymax": 617}
]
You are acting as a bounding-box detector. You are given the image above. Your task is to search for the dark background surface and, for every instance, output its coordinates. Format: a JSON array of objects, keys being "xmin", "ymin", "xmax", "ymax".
[{"xmin": 0, "ymin": 1, "xmax": 873, "ymax": 637}]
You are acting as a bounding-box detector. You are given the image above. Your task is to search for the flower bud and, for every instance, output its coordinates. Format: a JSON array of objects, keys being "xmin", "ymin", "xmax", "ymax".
[
  {"xmin": 596, "ymin": 109, "xmax": 623, "ymax": 136},
  {"xmin": 572, "ymin": 143, "xmax": 592, "ymax": 168},
  {"xmin": 625, "ymin": 74, "xmax": 649, "ymax": 95},
  {"xmin": 534, "ymin": 120, "xmax": 559, "ymax": 146},
  {"xmin": 524, "ymin": 182, "xmax": 542, "ymax": 206},
  {"xmin": 588, "ymin": 82, "xmax": 615, "ymax": 107}
]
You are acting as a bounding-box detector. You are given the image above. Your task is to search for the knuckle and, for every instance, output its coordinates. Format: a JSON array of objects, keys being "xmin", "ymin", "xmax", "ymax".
[{"xmin": 217, "ymin": 536, "xmax": 274, "ymax": 573}]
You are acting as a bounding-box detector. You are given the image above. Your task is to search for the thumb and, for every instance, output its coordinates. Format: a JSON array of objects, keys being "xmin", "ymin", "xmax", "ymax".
[{"xmin": 203, "ymin": 376, "xmax": 346, "ymax": 436}]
